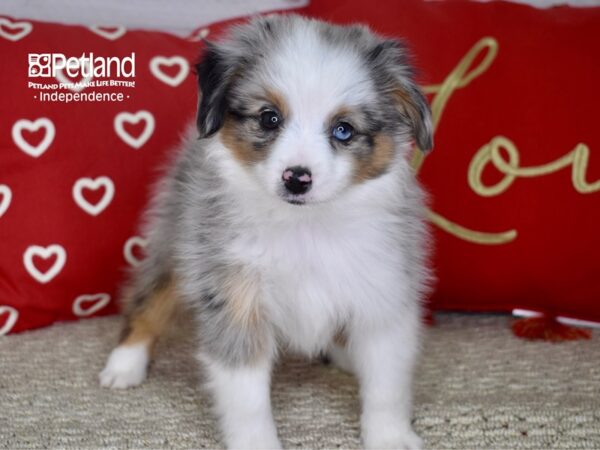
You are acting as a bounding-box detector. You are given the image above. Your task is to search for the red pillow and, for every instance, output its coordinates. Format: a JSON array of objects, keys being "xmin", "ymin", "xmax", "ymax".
[
  {"xmin": 307, "ymin": 0, "xmax": 600, "ymax": 324},
  {"xmin": 0, "ymin": 17, "xmax": 210, "ymax": 335}
]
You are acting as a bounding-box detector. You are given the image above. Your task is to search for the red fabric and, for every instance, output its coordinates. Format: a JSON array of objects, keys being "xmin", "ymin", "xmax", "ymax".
[
  {"xmin": 305, "ymin": 0, "xmax": 600, "ymax": 322},
  {"xmin": 2, "ymin": 1, "xmax": 599, "ymax": 335},
  {"xmin": 0, "ymin": 17, "xmax": 223, "ymax": 334}
]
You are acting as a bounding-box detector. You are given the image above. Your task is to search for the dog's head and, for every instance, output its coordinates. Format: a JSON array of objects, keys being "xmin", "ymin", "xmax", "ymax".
[{"xmin": 196, "ymin": 15, "xmax": 432, "ymax": 205}]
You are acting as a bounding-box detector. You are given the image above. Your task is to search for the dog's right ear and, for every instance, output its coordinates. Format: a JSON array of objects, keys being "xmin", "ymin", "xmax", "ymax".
[{"xmin": 195, "ymin": 43, "xmax": 236, "ymax": 138}]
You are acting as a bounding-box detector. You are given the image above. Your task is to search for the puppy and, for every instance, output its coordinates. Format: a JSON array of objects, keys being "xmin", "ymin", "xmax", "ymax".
[{"xmin": 100, "ymin": 14, "xmax": 433, "ymax": 450}]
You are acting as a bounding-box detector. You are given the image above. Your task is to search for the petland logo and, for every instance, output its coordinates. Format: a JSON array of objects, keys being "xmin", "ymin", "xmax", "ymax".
[
  {"xmin": 28, "ymin": 53, "xmax": 135, "ymax": 78},
  {"xmin": 27, "ymin": 52, "xmax": 136, "ymax": 103}
]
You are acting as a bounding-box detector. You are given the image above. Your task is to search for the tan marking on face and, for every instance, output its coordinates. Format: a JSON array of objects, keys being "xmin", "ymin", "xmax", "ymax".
[
  {"xmin": 120, "ymin": 277, "xmax": 179, "ymax": 349},
  {"xmin": 328, "ymin": 106, "xmax": 354, "ymax": 125},
  {"xmin": 352, "ymin": 133, "xmax": 396, "ymax": 183},
  {"xmin": 264, "ymin": 89, "xmax": 289, "ymax": 117},
  {"xmin": 220, "ymin": 115, "xmax": 266, "ymax": 166},
  {"xmin": 222, "ymin": 269, "xmax": 262, "ymax": 330}
]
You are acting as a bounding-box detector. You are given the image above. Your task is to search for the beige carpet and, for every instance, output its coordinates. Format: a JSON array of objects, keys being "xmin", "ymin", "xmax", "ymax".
[{"xmin": 1, "ymin": 314, "xmax": 599, "ymax": 449}]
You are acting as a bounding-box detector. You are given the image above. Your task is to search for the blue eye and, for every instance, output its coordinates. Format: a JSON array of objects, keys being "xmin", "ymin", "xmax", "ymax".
[{"xmin": 332, "ymin": 122, "xmax": 354, "ymax": 142}]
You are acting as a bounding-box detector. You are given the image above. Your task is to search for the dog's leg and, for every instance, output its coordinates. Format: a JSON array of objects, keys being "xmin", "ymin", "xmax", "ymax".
[
  {"xmin": 199, "ymin": 268, "xmax": 279, "ymax": 449},
  {"xmin": 349, "ymin": 313, "xmax": 422, "ymax": 450},
  {"xmin": 100, "ymin": 276, "xmax": 178, "ymax": 389},
  {"xmin": 203, "ymin": 356, "xmax": 279, "ymax": 449}
]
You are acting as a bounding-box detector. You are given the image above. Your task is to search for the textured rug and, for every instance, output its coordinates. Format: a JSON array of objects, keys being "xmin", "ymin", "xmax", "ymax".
[{"xmin": 1, "ymin": 314, "xmax": 599, "ymax": 449}]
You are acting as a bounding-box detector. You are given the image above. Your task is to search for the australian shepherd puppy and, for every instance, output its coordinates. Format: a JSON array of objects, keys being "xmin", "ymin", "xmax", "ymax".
[{"xmin": 100, "ymin": 14, "xmax": 433, "ymax": 450}]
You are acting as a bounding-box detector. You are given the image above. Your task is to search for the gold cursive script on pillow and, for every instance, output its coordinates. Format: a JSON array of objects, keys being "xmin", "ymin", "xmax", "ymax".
[{"xmin": 413, "ymin": 37, "xmax": 598, "ymax": 245}]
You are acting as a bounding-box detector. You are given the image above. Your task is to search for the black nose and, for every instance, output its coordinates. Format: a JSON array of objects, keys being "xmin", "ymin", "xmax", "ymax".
[{"xmin": 282, "ymin": 166, "xmax": 312, "ymax": 195}]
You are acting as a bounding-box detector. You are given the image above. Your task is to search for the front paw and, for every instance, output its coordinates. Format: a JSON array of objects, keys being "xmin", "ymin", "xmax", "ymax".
[
  {"xmin": 220, "ymin": 413, "xmax": 281, "ymax": 450},
  {"xmin": 362, "ymin": 410, "xmax": 422, "ymax": 450},
  {"xmin": 363, "ymin": 426, "xmax": 422, "ymax": 450},
  {"xmin": 99, "ymin": 344, "xmax": 149, "ymax": 389}
]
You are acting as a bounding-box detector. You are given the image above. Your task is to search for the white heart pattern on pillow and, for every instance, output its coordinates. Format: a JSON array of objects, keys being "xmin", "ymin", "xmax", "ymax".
[
  {"xmin": 150, "ymin": 56, "xmax": 190, "ymax": 87},
  {"xmin": 0, "ymin": 185, "xmax": 12, "ymax": 218},
  {"xmin": 72, "ymin": 176, "xmax": 115, "ymax": 216},
  {"xmin": 0, "ymin": 17, "xmax": 33, "ymax": 41},
  {"xmin": 55, "ymin": 59, "xmax": 93, "ymax": 92},
  {"xmin": 73, "ymin": 293, "xmax": 111, "ymax": 317},
  {"xmin": 88, "ymin": 25, "xmax": 126, "ymax": 41},
  {"xmin": 114, "ymin": 111, "xmax": 155, "ymax": 149},
  {"xmin": 124, "ymin": 236, "xmax": 147, "ymax": 267},
  {"xmin": 0, "ymin": 306, "xmax": 18, "ymax": 336},
  {"xmin": 23, "ymin": 244, "xmax": 67, "ymax": 284},
  {"xmin": 12, "ymin": 118, "xmax": 56, "ymax": 158}
]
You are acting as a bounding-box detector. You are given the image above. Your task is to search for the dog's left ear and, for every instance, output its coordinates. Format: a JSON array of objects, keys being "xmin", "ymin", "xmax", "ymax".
[
  {"xmin": 368, "ymin": 40, "xmax": 434, "ymax": 152},
  {"xmin": 195, "ymin": 43, "xmax": 238, "ymax": 138}
]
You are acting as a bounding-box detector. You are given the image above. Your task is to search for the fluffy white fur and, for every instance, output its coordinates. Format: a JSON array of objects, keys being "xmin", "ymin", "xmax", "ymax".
[
  {"xmin": 101, "ymin": 15, "xmax": 431, "ymax": 450},
  {"xmin": 203, "ymin": 355, "xmax": 281, "ymax": 449},
  {"xmin": 100, "ymin": 342, "xmax": 149, "ymax": 389}
]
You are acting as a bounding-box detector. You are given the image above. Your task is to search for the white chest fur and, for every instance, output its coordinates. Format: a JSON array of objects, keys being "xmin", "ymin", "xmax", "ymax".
[{"xmin": 226, "ymin": 188, "xmax": 411, "ymax": 355}]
